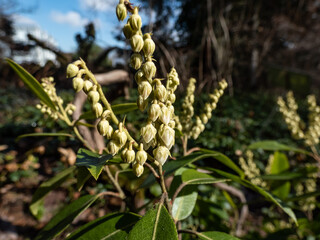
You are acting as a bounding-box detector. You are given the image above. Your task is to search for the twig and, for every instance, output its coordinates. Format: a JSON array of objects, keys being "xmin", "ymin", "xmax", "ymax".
[
  {"xmin": 172, "ymin": 182, "xmax": 187, "ymax": 205},
  {"xmin": 104, "ymin": 166, "xmax": 125, "ymax": 199},
  {"xmin": 158, "ymin": 164, "xmax": 172, "ymax": 214},
  {"xmin": 186, "ymin": 147, "xmax": 200, "ymax": 155},
  {"xmin": 145, "ymin": 162, "xmax": 160, "ymax": 178},
  {"xmin": 98, "ymin": 191, "xmax": 122, "ymax": 198}
]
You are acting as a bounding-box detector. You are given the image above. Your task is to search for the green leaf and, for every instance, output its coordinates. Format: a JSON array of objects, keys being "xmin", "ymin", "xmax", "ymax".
[
  {"xmin": 142, "ymin": 152, "xmax": 241, "ymax": 188},
  {"xmin": 30, "ymin": 166, "xmax": 76, "ymax": 219},
  {"xmin": 66, "ymin": 212, "xmax": 140, "ymax": 240},
  {"xmin": 286, "ymin": 191, "xmax": 320, "ymax": 202},
  {"xmin": 269, "ymin": 152, "xmax": 290, "ymax": 199},
  {"xmin": 260, "ymin": 172, "xmax": 304, "ymax": 180},
  {"xmin": 79, "ymin": 103, "xmax": 137, "ymax": 120},
  {"xmin": 76, "ymin": 167, "xmax": 91, "ymax": 191},
  {"xmin": 16, "ymin": 132, "xmax": 73, "ymax": 141},
  {"xmin": 172, "ymin": 186, "xmax": 198, "ymax": 221},
  {"xmin": 75, "ymin": 148, "xmax": 122, "ymax": 180},
  {"xmin": 128, "ymin": 203, "xmax": 178, "ymax": 240},
  {"xmin": 6, "ymin": 58, "xmax": 56, "ymax": 110},
  {"xmin": 35, "ymin": 194, "xmax": 99, "ymax": 240},
  {"xmin": 181, "ymin": 169, "xmax": 229, "ymax": 185},
  {"xmin": 196, "ymin": 231, "xmax": 240, "ymax": 240},
  {"xmin": 200, "ymin": 149, "xmax": 245, "ymax": 178},
  {"xmin": 207, "ymin": 168, "xmax": 298, "ymax": 225},
  {"xmin": 248, "ymin": 140, "xmax": 310, "ymax": 155}
]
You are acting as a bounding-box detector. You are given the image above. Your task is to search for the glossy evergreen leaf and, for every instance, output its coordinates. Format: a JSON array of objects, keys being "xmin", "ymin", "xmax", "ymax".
[
  {"xmin": 35, "ymin": 194, "xmax": 99, "ymax": 240},
  {"xmin": 66, "ymin": 212, "xmax": 140, "ymax": 240},
  {"xmin": 197, "ymin": 231, "xmax": 240, "ymax": 240},
  {"xmin": 207, "ymin": 168, "xmax": 298, "ymax": 225},
  {"xmin": 75, "ymin": 148, "xmax": 121, "ymax": 180},
  {"xmin": 16, "ymin": 132, "xmax": 73, "ymax": 141},
  {"xmin": 172, "ymin": 186, "xmax": 198, "ymax": 221},
  {"xmin": 270, "ymin": 151, "xmax": 290, "ymax": 199},
  {"xmin": 248, "ymin": 140, "xmax": 310, "ymax": 155},
  {"xmin": 141, "ymin": 152, "xmax": 239, "ymax": 188},
  {"xmin": 128, "ymin": 203, "xmax": 178, "ymax": 240},
  {"xmin": 181, "ymin": 169, "xmax": 229, "ymax": 185},
  {"xmin": 76, "ymin": 167, "xmax": 91, "ymax": 191},
  {"xmin": 6, "ymin": 58, "xmax": 56, "ymax": 110},
  {"xmin": 30, "ymin": 166, "xmax": 76, "ymax": 219}
]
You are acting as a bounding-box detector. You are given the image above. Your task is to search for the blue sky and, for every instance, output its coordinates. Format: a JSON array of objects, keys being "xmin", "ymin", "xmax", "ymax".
[{"xmin": 15, "ymin": 0, "xmax": 127, "ymax": 52}]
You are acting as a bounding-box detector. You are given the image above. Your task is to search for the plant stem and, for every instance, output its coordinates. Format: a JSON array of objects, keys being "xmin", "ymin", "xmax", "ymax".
[
  {"xmin": 73, "ymin": 126, "xmax": 95, "ymax": 152},
  {"xmin": 104, "ymin": 165, "xmax": 125, "ymax": 199},
  {"xmin": 158, "ymin": 164, "xmax": 172, "ymax": 214}
]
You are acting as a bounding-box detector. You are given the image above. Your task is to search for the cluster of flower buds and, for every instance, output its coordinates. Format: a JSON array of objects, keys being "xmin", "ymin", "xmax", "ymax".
[
  {"xmin": 121, "ymin": 143, "xmax": 147, "ymax": 177},
  {"xmin": 277, "ymin": 91, "xmax": 305, "ymax": 140},
  {"xmin": 239, "ymin": 150, "xmax": 267, "ymax": 188},
  {"xmin": 116, "ymin": 1, "xmax": 180, "ymax": 168},
  {"xmin": 67, "ymin": 60, "xmax": 105, "ymax": 119},
  {"xmin": 36, "ymin": 77, "xmax": 69, "ymax": 120},
  {"xmin": 178, "ymin": 78, "xmax": 228, "ymax": 140},
  {"xmin": 304, "ymin": 95, "xmax": 320, "ymax": 146}
]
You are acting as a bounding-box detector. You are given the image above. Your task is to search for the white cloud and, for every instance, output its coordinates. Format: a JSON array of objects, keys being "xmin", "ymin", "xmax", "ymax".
[
  {"xmin": 79, "ymin": 0, "xmax": 116, "ymax": 12},
  {"xmin": 12, "ymin": 14, "xmax": 39, "ymax": 27},
  {"xmin": 51, "ymin": 11, "xmax": 89, "ymax": 27}
]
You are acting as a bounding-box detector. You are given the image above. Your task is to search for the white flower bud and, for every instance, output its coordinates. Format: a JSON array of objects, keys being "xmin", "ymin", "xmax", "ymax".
[
  {"xmin": 98, "ymin": 119, "xmax": 109, "ymax": 136},
  {"xmin": 129, "ymin": 7, "xmax": 142, "ymax": 31},
  {"xmin": 83, "ymin": 80, "xmax": 93, "ymax": 93},
  {"xmin": 107, "ymin": 141, "xmax": 120, "ymax": 155},
  {"xmin": 133, "ymin": 162, "xmax": 144, "ymax": 177},
  {"xmin": 137, "ymin": 95, "xmax": 148, "ymax": 111},
  {"xmin": 72, "ymin": 77, "xmax": 84, "ymax": 92},
  {"xmin": 159, "ymin": 105, "xmax": 171, "ymax": 125},
  {"xmin": 102, "ymin": 110, "xmax": 111, "ymax": 119},
  {"xmin": 158, "ymin": 125, "xmax": 175, "ymax": 149},
  {"xmin": 136, "ymin": 144, "xmax": 147, "ymax": 165},
  {"xmin": 134, "ymin": 70, "xmax": 144, "ymax": 85},
  {"xmin": 201, "ymin": 114, "xmax": 208, "ymax": 124},
  {"xmin": 130, "ymin": 34, "xmax": 144, "ymax": 52},
  {"xmin": 154, "ymin": 82, "xmax": 167, "ymax": 102},
  {"xmin": 88, "ymin": 88, "xmax": 100, "ymax": 104},
  {"xmin": 112, "ymin": 123, "xmax": 127, "ymax": 147},
  {"xmin": 148, "ymin": 101, "xmax": 161, "ymax": 122},
  {"xmin": 123, "ymin": 23, "xmax": 133, "ymax": 39},
  {"xmin": 168, "ymin": 120, "xmax": 175, "ymax": 128},
  {"xmin": 66, "ymin": 63, "xmax": 79, "ymax": 78},
  {"xmin": 153, "ymin": 146, "xmax": 170, "ymax": 165},
  {"xmin": 168, "ymin": 93, "xmax": 176, "ymax": 103},
  {"xmin": 92, "ymin": 103, "xmax": 103, "ymax": 118},
  {"xmin": 125, "ymin": 143, "xmax": 135, "ymax": 163},
  {"xmin": 142, "ymin": 60, "xmax": 156, "ymax": 79},
  {"xmin": 138, "ymin": 81, "xmax": 152, "ymax": 100},
  {"xmin": 140, "ymin": 122, "xmax": 157, "ymax": 143},
  {"xmin": 106, "ymin": 125, "xmax": 113, "ymax": 139},
  {"xmin": 130, "ymin": 53, "xmax": 143, "ymax": 70},
  {"xmin": 121, "ymin": 147, "xmax": 128, "ymax": 162},
  {"xmin": 116, "ymin": 3, "xmax": 127, "ymax": 21},
  {"xmin": 143, "ymin": 33, "xmax": 155, "ymax": 56}
]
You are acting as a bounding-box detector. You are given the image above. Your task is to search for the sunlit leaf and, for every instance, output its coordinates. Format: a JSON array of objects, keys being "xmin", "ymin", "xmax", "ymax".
[
  {"xmin": 248, "ymin": 140, "xmax": 310, "ymax": 155},
  {"xmin": 16, "ymin": 132, "xmax": 73, "ymax": 141}
]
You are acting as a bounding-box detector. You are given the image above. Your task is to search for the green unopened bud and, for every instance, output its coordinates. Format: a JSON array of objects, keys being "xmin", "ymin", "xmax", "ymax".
[
  {"xmin": 136, "ymin": 143, "xmax": 147, "ymax": 165},
  {"xmin": 98, "ymin": 119, "xmax": 109, "ymax": 136},
  {"xmin": 125, "ymin": 143, "xmax": 135, "ymax": 163},
  {"xmin": 141, "ymin": 122, "xmax": 157, "ymax": 143},
  {"xmin": 219, "ymin": 89, "xmax": 224, "ymax": 96},
  {"xmin": 72, "ymin": 77, "xmax": 84, "ymax": 92},
  {"xmin": 123, "ymin": 23, "xmax": 133, "ymax": 39},
  {"xmin": 88, "ymin": 88, "xmax": 100, "ymax": 104},
  {"xmin": 113, "ymin": 123, "xmax": 127, "ymax": 147},
  {"xmin": 201, "ymin": 114, "xmax": 208, "ymax": 124},
  {"xmin": 116, "ymin": 3, "xmax": 127, "ymax": 21},
  {"xmin": 134, "ymin": 70, "xmax": 144, "ymax": 84},
  {"xmin": 209, "ymin": 94, "xmax": 218, "ymax": 103},
  {"xmin": 168, "ymin": 93, "xmax": 176, "ymax": 103},
  {"xmin": 107, "ymin": 140, "xmax": 120, "ymax": 155},
  {"xmin": 66, "ymin": 63, "xmax": 79, "ymax": 78},
  {"xmin": 199, "ymin": 123, "xmax": 205, "ymax": 132},
  {"xmin": 153, "ymin": 146, "xmax": 170, "ymax": 165},
  {"xmin": 92, "ymin": 103, "xmax": 103, "ymax": 118},
  {"xmin": 130, "ymin": 34, "xmax": 144, "ymax": 52},
  {"xmin": 154, "ymin": 82, "xmax": 167, "ymax": 102},
  {"xmin": 204, "ymin": 103, "xmax": 212, "ymax": 113},
  {"xmin": 159, "ymin": 105, "xmax": 171, "ymax": 125},
  {"xmin": 149, "ymin": 101, "xmax": 161, "ymax": 122},
  {"xmin": 129, "ymin": 7, "xmax": 142, "ymax": 31},
  {"xmin": 137, "ymin": 95, "xmax": 148, "ymax": 111},
  {"xmin": 83, "ymin": 80, "xmax": 93, "ymax": 93},
  {"xmin": 143, "ymin": 33, "xmax": 155, "ymax": 56},
  {"xmin": 158, "ymin": 125, "xmax": 175, "ymax": 149},
  {"xmin": 142, "ymin": 60, "xmax": 156, "ymax": 79},
  {"xmin": 130, "ymin": 53, "xmax": 143, "ymax": 70},
  {"xmin": 138, "ymin": 81, "xmax": 152, "ymax": 100},
  {"xmin": 133, "ymin": 162, "xmax": 144, "ymax": 177}
]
